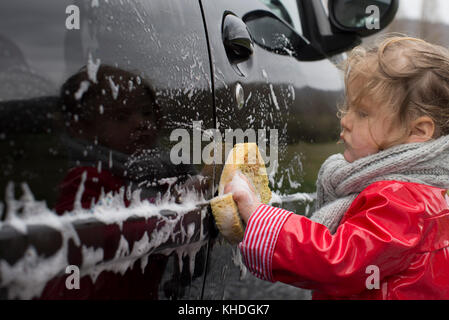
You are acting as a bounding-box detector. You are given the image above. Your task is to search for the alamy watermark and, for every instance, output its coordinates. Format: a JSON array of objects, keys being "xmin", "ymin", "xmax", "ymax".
[
  {"xmin": 169, "ymin": 121, "xmax": 278, "ymax": 173},
  {"xmin": 366, "ymin": 5, "xmax": 380, "ymax": 30},
  {"xmin": 65, "ymin": 265, "xmax": 80, "ymax": 290},
  {"xmin": 65, "ymin": 5, "xmax": 80, "ymax": 30},
  {"xmin": 365, "ymin": 265, "xmax": 380, "ymax": 290}
]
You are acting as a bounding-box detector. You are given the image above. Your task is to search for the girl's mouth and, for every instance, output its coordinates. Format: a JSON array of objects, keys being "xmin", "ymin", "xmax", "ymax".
[
  {"xmin": 337, "ymin": 133, "xmax": 346, "ymax": 145},
  {"xmin": 338, "ymin": 135, "xmax": 351, "ymax": 151}
]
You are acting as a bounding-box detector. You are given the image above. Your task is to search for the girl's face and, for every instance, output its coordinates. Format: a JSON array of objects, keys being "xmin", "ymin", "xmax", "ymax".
[{"xmin": 339, "ymin": 94, "xmax": 405, "ymax": 163}]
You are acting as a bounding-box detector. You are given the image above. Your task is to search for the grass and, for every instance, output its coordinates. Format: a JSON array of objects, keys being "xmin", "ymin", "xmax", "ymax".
[{"xmin": 282, "ymin": 140, "xmax": 344, "ymax": 193}]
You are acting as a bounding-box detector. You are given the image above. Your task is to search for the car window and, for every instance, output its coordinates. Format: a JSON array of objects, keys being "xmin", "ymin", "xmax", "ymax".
[{"xmin": 259, "ymin": 0, "xmax": 303, "ymax": 35}]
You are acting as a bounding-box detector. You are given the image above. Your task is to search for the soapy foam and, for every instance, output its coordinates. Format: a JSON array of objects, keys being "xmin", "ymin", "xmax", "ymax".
[{"xmin": 0, "ymin": 182, "xmax": 209, "ymax": 299}]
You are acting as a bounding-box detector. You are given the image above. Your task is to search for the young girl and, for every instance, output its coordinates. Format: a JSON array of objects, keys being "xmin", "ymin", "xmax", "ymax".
[{"xmin": 224, "ymin": 35, "xmax": 449, "ymax": 299}]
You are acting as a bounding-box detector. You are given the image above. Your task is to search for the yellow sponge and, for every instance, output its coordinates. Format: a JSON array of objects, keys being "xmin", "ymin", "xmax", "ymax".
[
  {"xmin": 210, "ymin": 143, "xmax": 272, "ymax": 244},
  {"xmin": 210, "ymin": 193, "xmax": 243, "ymax": 244}
]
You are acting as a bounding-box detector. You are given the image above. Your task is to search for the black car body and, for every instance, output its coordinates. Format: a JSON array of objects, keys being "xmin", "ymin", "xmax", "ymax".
[{"xmin": 0, "ymin": 0, "xmax": 398, "ymax": 299}]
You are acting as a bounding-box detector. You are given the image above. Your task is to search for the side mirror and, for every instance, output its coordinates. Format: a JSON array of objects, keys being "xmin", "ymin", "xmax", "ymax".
[
  {"xmin": 298, "ymin": 0, "xmax": 399, "ymax": 57},
  {"xmin": 243, "ymin": 10, "xmax": 325, "ymax": 61},
  {"xmin": 328, "ymin": 0, "xmax": 399, "ymax": 37}
]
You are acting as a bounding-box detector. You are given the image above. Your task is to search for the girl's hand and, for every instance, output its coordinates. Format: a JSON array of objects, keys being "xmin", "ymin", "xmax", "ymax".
[{"xmin": 223, "ymin": 172, "xmax": 261, "ymax": 224}]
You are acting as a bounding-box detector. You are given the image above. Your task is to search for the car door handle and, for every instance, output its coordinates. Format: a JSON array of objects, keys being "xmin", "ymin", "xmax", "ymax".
[{"xmin": 222, "ymin": 14, "xmax": 254, "ymax": 62}]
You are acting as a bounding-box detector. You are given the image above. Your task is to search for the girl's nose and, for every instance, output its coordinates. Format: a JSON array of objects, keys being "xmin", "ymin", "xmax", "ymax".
[{"xmin": 340, "ymin": 112, "xmax": 352, "ymax": 132}]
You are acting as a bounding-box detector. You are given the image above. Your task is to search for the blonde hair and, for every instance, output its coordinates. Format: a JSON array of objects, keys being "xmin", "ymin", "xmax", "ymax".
[{"xmin": 338, "ymin": 34, "xmax": 449, "ymax": 150}]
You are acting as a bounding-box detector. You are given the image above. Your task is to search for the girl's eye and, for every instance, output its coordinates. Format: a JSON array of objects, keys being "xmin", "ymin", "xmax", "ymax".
[{"xmin": 357, "ymin": 110, "xmax": 368, "ymax": 118}]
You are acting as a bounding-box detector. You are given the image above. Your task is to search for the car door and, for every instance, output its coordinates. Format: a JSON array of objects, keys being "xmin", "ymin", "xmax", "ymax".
[
  {"xmin": 0, "ymin": 0, "xmax": 214, "ymax": 299},
  {"xmin": 200, "ymin": 0, "xmax": 346, "ymax": 299}
]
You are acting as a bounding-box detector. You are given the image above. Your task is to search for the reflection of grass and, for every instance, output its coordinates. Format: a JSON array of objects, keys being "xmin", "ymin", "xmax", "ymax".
[{"xmin": 285, "ymin": 141, "xmax": 344, "ymax": 193}]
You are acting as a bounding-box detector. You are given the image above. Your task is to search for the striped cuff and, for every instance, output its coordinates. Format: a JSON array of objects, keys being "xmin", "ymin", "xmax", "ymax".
[{"xmin": 238, "ymin": 204, "xmax": 293, "ymax": 282}]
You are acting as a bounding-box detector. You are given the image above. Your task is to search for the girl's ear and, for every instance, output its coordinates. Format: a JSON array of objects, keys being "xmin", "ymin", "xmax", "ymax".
[{"xmin": 406, "ymin": 116, "xmax": 436, "ymax": 143}]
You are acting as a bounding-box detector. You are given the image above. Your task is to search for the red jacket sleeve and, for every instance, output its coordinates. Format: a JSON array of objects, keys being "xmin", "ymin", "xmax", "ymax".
[
  {"xmin": 55, "ymin": 167, "xmax": 127, "ymax": 215},
  {"xmin": 238, "ymin": 183, "xmax": 426, "ymax": 297}
]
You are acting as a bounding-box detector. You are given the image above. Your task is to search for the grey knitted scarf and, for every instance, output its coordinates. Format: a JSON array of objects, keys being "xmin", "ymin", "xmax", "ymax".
[{"xmin": 310, "ymin": 134, "xmax": 449, "ymax": 234}]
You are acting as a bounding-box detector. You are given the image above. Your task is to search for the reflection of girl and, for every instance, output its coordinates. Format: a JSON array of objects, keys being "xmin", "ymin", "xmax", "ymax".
[
  {"xmin": 225, "ymin": 36, "xmax": 449, "ymax": 299},
  {"xmin": 55, "ymin": 65, "xmax": 196, "ymax": 214},
  {"xmin": 48, "ymin": 65, "xmax": 194, "ymax": 300},
  {"xmin": 55, "ymin": 65, "xmax": 159, "ymax": 213}
]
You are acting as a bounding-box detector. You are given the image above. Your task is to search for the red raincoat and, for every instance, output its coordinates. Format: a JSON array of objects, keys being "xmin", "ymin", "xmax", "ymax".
[{"xmin": 239, "ymin": 180, "xmax": 449, "ymax": 299}]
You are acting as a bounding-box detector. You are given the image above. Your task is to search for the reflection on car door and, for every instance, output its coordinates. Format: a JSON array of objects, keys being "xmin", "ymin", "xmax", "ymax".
[
  {"xmin": 200, "ymin": 0, "xmax": 345, "ymax": 299},
  {"xmin": 0, "ymin": 0, "xmax": 214, "ymax": 299}
]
